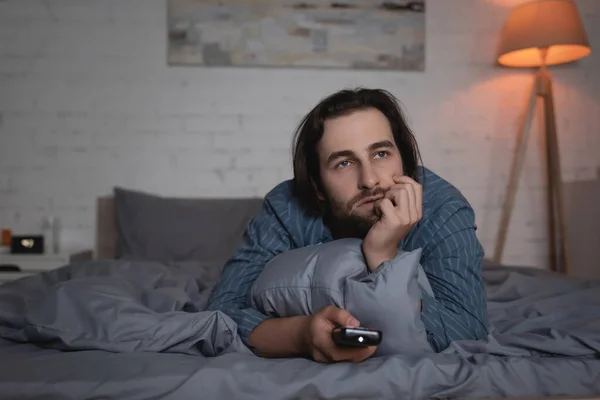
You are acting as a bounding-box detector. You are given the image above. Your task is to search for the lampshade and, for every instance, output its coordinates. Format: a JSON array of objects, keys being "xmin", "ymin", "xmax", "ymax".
[{"xmin": 497, "ymin": 0, "xmax": 591, "ymax": 67}]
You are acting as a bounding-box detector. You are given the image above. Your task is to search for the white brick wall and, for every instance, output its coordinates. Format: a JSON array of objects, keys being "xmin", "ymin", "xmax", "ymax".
[{"xmin": 0, "ymin": 0, "xmax": 598, "ymax": 267}]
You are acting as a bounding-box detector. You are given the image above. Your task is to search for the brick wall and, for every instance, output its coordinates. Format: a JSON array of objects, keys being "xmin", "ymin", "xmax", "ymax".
[{"xmin": 1, "ymin": 0, "xmax": 599, "ymax": 267}]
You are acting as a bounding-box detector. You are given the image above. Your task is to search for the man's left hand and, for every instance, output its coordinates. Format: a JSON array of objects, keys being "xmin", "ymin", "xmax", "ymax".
[{"xmin": 362, "ymin": 175, "xmax": 423, "ymax": 272}]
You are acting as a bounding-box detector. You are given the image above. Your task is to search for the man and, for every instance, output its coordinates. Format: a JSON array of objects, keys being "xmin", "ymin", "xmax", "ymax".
[{"xmin": 207, "ymin": 88, "xmax": 488, "ymax": 363}]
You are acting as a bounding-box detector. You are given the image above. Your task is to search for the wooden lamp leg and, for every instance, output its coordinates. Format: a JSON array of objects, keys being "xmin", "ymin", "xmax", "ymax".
[
  {"xmin": 493, "ymin": 75, "xmax": 540, "ymax": 264},
  {"xmin": 541, "ymin": 70, "xmax": 572, "ymax": 274},
  {"xmin": 544, "ymin": 91, "xmax": 558, "ymax": 273}
]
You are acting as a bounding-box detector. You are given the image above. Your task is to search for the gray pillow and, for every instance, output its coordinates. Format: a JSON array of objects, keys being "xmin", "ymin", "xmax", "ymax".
[
  {"xmin": 250, "ymin": 238, "xmax": 434, "ymax": 356},
  {"xmin": 113, "ymin": 187, "xmax": 263, "ymax": 264}
]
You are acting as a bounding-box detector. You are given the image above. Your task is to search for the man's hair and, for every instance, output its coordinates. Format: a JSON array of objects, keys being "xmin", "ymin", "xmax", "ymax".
[{"xmin": 291, "ymin": 87, "xmax": 423, "ymax": 215}]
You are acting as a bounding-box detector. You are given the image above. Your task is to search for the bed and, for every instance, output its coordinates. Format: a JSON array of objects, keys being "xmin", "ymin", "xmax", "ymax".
[{"xmin": 0, "ymin": 186, "xmax": 599, "ymax": 400}]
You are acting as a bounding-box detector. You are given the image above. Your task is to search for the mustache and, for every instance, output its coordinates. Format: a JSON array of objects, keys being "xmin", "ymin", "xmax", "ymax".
[{"xmin": 348, "ymin": 187, "xmax": 388, "ymax": 208}]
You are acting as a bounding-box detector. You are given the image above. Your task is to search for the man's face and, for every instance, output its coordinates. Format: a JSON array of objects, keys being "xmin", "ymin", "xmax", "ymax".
[{"xmin": 315, "ymin": 108, "xmax": 404, "ymax": 238}]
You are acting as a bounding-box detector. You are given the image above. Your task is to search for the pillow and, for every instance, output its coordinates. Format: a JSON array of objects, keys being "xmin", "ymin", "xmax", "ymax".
[
  {"xmin": 113, "ymin": 187, "xmax": 262, "ymax": 264},
  {"xmin": 250, "ymin": 238, "xmax": 434, "ymax": 356}
]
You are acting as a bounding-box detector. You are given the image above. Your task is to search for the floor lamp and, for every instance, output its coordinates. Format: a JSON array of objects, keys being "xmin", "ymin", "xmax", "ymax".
[{"xmin": 493, "ymin": 0, "xmax": 591, "ymax": 274}]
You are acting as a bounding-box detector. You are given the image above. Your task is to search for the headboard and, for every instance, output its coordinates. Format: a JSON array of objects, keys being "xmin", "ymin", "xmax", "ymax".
[
  {"xmin": 95, "ymin": 197, "xmax": 118, "ymax": 259},
  {"xmin": 564, "ymin": 168, "xmax": 600, "ymax": 279}
]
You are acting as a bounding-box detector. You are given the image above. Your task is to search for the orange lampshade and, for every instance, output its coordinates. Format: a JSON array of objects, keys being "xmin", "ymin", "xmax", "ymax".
[{"xmin": 497, "ymin": 0, "xmax": 591, "ymax": 67}]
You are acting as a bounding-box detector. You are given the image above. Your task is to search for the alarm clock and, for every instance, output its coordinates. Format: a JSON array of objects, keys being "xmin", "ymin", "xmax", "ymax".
[{"xmin": 11, "ymin": 235, "xmax": 45, "ymax": 254}]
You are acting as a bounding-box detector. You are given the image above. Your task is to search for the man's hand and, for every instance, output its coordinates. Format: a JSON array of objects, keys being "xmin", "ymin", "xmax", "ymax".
[
  {"xmin": 362, "ymin": 175, "xmax": 423, "ymax": 272},
  {"xmin": 302, "ymin": 306, "xmax": 377, "ymax": 363}
]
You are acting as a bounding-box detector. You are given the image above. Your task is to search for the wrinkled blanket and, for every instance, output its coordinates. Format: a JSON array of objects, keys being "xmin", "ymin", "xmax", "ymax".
[{"xmin": 0, "ymin": 259, "xmax": 599, "ymax": 399}]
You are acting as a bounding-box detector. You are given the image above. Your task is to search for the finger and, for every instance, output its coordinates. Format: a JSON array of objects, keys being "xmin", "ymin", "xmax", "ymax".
[
  {"xmin": 388, "ymin": 184, "xmax": 416, "ymax": 220},
  {"xmin": 398, "ymin": 177, "xmax": 422, "ymax": 220},
  {"xmin": 398, "ymin": 188, "xmax": 410, "ymax": 223},
  {"xmin": 324, "ymin": 307, "xmax": 360, "ymax": 328},
  {"xmin": 392, "ymin": 177, "xmax": 422, "ymax": 220},
  {"xmin": 392, "ymin": 174, "xmax": 404, "ymax": 184},
  {"xmin": 376, "ymin": 197, "xmax": 396, "ymax": 222},
  {"xmin": 393, "ymin": 176, "xmax": 421, "ymax": 196},
  {"xmin": 393, "ymin": 175, "xmax": 418, "ymax": 185},
  {"xmin": 385, "ymin": 187, "xmax": 410, "ymax": 222},
  {"xmin": 384, "ymin": 187, "xmax": 401, "ymax": 207},
  {"xmin": 401, "ymin": 183, "xmax": 418, "ymax": 224}
]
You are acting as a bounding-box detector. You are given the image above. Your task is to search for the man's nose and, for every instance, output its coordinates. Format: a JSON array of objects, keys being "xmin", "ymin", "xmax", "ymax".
[{"xmin": 358, "ymin": 165, "xmax": 380, "ymax": 190}]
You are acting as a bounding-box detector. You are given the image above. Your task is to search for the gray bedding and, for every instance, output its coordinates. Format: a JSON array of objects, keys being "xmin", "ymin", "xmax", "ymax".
[{"xmin": 0, "ymin": 259, "xmax": 599, "ymax": 399}]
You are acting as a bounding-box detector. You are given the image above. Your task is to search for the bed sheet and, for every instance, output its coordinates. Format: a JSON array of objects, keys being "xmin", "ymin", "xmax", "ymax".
[{"xmin": 0, "ymin": 260, "xmax": 599, "ymax": 400}]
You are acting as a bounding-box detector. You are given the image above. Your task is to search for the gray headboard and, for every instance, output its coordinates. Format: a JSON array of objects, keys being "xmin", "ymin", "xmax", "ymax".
[
  {"xmin": 564, "ymin": 168, "xmax": 600, "ymax": 280},
  {"xmin": 95, "ymin": 197, "xmax": 118, "ymax": 259}
]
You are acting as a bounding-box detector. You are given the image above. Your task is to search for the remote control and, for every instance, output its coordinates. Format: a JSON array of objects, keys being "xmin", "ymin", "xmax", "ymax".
[{"xmin": 332, "ymin": 326, "xmax": 382, "ymax": 348}]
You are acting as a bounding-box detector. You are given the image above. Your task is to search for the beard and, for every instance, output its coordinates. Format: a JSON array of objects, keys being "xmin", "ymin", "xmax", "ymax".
[{"xmin": 323, "ymin": 187, "xmax": 388, "ymax": 239}]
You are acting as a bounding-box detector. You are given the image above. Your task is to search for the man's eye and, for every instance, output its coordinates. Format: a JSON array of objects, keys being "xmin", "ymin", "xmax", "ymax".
[
  {"xmin": 337, "ymin": 160, "xmax": 351, "ymax": 168},
  {"xmin": 375, "ymin": 151, "xmax": 389, "ymax": 158}
]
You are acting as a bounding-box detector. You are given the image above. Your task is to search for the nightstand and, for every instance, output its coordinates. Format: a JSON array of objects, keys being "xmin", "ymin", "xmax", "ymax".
[{"xmin": 0, "ymin": 250, "xmax": 93, "ymax": 284}]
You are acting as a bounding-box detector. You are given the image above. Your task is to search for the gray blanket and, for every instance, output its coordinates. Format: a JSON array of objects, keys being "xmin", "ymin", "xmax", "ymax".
[{"xmin": 0, "ymin": 259, "xmax": 599, "ymax": 399}]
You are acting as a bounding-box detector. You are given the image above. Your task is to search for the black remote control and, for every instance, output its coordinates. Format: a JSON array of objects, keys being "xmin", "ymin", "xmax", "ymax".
[{"xmin": 332, "ymin": 326, "xmax": 382, "ymax": 348}]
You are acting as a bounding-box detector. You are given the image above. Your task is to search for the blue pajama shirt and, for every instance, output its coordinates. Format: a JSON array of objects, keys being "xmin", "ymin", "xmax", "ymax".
[{"xmin": 207, "ymin": 167, "xmax": 488, "ymax": 352}]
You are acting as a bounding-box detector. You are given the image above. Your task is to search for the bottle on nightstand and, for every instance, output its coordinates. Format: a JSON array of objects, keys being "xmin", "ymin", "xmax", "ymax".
[{"xmin": 0, "ymin": 229, "xmax": 11, "ymax": 255}]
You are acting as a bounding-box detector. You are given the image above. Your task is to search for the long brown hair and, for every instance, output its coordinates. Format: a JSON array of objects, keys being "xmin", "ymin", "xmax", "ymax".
[{"xmin": 291, "ymin": 88, "xmax": 423, "ymax": 215}]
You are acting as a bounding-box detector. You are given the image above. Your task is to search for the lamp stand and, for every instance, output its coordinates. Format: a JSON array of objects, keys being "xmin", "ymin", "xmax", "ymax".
[{"xmin": 493, "ymin": 66, "xmax": 572, "ymax": 274}]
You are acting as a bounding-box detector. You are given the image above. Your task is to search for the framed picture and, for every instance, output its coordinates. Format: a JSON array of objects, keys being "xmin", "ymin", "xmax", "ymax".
[{"xmin": 167, "ymin": 0, "xmax": 425, "ymax": 71}]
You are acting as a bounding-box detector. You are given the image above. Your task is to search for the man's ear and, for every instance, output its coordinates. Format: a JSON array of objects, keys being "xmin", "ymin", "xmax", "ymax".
[{"xmin": 311, "ymin": 178, "xmax": 325, "ymax": 201}]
